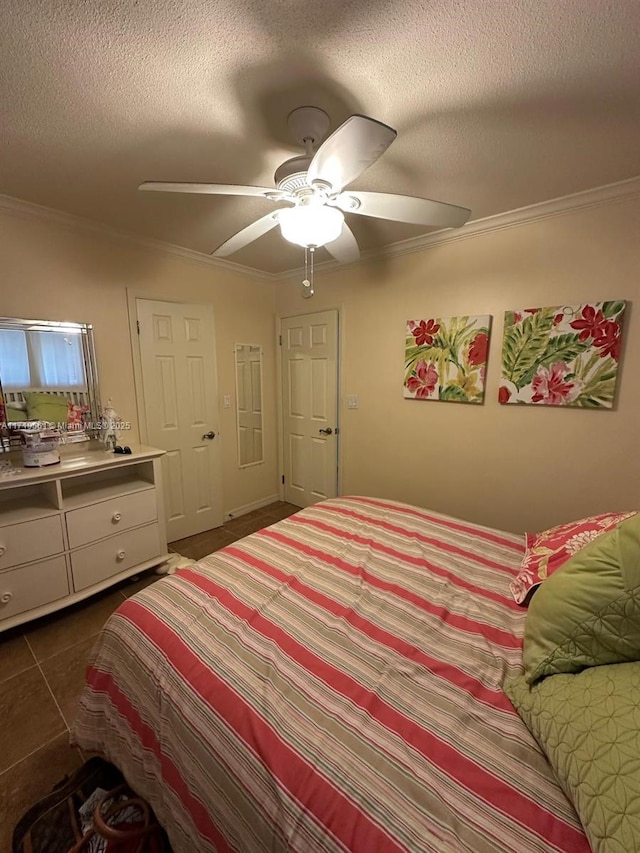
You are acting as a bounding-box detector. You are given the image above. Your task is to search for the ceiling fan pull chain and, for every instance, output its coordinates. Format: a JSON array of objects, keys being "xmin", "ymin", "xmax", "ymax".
[{"xmin": 301, "ymin": 246, "xmax": 315, "ymax": 298}]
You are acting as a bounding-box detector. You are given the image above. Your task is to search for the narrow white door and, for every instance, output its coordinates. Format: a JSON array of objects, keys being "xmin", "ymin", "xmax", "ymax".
[
  {"xmin": 280, "ymin": 310, "xmax": 339, "ymax": 507},
  {"xmin": 136, "ymin": 299, "xmax": 223, "ymax": 541}
]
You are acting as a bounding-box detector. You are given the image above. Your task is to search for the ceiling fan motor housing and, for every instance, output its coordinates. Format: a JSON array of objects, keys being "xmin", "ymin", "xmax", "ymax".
[
  {"xmin": 274, "ymin": 155, "xmax": 313, "ymax": 193},
  {"xmin": 274, "ymin": 159, "xmax": 335, "ymax": 203},
  {"xmin": 287, "ymin": 106, "xmax": 331, "ymax": 147}
]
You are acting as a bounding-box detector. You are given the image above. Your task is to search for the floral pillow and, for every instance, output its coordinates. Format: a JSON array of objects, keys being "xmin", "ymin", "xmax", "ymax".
[
  {"xmin": 67, "ymin": 402, "xmax": 89, "ymax": 429},
  {"xmin": 510, "ymin": 511, "xmax": 636, "ymax": 604}
]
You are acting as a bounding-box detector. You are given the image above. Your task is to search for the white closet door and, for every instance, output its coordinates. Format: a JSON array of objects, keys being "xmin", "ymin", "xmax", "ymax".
[
  {"xmin": 137, "ymin": 299, "xmax": 223, "ymax": 541},
  {"xmin": 281, "ymin": 310, "xmax": 339, "ymax": 507}
]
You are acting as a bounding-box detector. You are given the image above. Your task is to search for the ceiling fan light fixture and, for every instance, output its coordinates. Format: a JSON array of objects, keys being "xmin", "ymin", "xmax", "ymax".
[{"xmin": 278, "ymin": 204, "xmax": 344, "ymax": 248}]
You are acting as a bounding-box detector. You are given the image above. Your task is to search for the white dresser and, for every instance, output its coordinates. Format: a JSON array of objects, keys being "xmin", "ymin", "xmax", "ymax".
[{"xmin": 0, "ymin": 445, "xmax": 169, "ymax": 632}]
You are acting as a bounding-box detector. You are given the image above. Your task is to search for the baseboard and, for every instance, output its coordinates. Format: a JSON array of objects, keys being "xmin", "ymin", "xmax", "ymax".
[{"xmin": 225, "ymin": 494, "xmax": 280, "ymax": 521}]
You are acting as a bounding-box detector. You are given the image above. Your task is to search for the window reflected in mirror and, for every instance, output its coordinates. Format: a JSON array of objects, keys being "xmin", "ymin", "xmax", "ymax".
[
  {"xmin": 0, "ymin": 328, "xmax": 86, "ymax": 390},
  {"xmin": 234, "ymin": 344, "xmax": 263, "ymax": 467}
]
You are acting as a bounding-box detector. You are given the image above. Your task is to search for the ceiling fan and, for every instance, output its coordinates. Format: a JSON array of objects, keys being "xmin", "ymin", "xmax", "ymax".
[{"xmin": 139, "ymin": 107, "xmax": 471, "ymax": 264}]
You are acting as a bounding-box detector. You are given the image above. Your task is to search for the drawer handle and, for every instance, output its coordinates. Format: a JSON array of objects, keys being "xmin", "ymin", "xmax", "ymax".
[
  {"xmin": 0, "ymin": 546, "xmax": 6, "ymax": 558},
  {"xmin": 1, "ymin": 592, "xmax": 12, "ymax": 605},
  {"xmin": 112, "ymin": 512, "xmax": 122, "ymax": 523},
  {"xmin": 116, "ymin": 550, "xmax": 126, "ymax": 561}
]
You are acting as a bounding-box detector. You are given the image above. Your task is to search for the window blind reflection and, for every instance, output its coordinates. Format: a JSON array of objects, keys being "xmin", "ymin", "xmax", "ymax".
[{"xmin": 0, "ymin": 329, "xmax": 85, "ymax": 388}]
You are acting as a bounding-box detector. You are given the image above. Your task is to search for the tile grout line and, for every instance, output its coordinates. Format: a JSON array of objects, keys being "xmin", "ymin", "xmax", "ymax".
[
  {"xmin": 23, "ymin": 629, "xmax": 98, "ymax": 668},
  {"xmin": 0, "ymin": 642, "xmax": 39, "ymax": 687},
  {"xmin": 0, "ymin": 665, "xmax": 39, "ymax": 688},
  {"xmin": 24, "ymin": 634, "xmax": 73, "ymax": 732},
  {"xmin": 0, "ymin": 731, "xmax": 71, "ymax": 778}
]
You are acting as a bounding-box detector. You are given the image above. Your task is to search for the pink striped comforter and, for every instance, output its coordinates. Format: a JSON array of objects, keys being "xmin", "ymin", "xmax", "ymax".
[{"xmin": 72, "ymin": 497, "xmax": 589, "ymax": 852}]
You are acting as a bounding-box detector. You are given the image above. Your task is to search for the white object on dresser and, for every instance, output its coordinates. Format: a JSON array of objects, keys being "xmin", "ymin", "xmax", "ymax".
[{"xmin": 0, "ymin": 445, "xmax": 170, "ymax": 632}]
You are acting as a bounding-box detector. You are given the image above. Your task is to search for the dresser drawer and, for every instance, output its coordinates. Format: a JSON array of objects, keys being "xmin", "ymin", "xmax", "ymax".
[
  {"xmin": 0, "ymin": 515, "xmax": 64, "ymax": 571},
  {"xmin": 0, "ymin": 555, "xmax": 69, "ymax": 621},
  {"xmin": 66, "ymin": 488, "xmax": 157, "ymax": 549},
  {"xmin": 71, "ymin": 524, "xmax": 162, "ymax": 592}
]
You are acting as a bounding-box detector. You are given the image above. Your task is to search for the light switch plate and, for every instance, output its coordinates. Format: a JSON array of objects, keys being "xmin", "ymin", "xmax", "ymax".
[
  {"xmin": 223, "ymin": 395, "xmax": 231, "ymax": 409},
  {"xmin": 346, "ymin": 395, "xmax": 359, "ymax": 409}
]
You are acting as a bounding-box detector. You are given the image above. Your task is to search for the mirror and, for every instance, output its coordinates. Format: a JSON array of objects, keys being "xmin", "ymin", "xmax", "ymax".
[
  {"xmin": 234, "ymin": 344, "xmax": 264, "ymax": 467},
  {"xmin": 0, "ymin": 317, "xmax": 100, "ymax": 446}
]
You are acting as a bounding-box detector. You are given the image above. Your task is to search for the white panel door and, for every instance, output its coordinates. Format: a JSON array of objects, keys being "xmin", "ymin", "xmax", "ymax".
[
  {"xmin": 280, "ymin": 310, "xmax": 338, "ymax": 507},
  {"xmin": 137, "ymin": 300, "xmax": 223, "ymax": 541}
]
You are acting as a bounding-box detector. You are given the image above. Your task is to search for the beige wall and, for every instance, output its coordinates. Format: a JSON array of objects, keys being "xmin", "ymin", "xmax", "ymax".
[
  {"xmin": 0, "ymin": 209, "xmax": 278, "ymax": 517},
  {"xmin": 275, "ymin": 195, "xmax": 640, "ymax": 534},
  {"xmin": 5, "ymin": 193, "xmax": 637, "ymax": 535}
]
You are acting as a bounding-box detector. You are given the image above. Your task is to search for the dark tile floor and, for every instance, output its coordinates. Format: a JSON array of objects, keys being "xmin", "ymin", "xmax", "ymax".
[{"xmin": 0, "ymin": 500, "xmax": 298, "ymax": 851}]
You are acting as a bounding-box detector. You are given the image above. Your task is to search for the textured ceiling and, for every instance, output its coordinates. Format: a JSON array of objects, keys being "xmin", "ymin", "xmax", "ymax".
[{"xmin": 1, "ymin": 0, "xmax": 639, "ymax": 274}]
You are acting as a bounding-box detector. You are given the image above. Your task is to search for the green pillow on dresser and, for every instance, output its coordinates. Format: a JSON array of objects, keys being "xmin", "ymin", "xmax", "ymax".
[
  {"xmin": 522, "ymin": 512, "xmax": 640, "ymax": 685},
  {"xmin": 5, "ymin": 404, "xmax": 27, "ymax": 423},
  {"xmin": 23, "ymin": 391, "xmax": 70, "ymax": 425},
  {"xmin": 506, "ymin": 664, "xmax": 640, "ymax": 853}
]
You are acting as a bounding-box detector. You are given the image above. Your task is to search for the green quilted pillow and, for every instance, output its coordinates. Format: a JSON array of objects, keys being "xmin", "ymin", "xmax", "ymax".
[
  {"xmin": 506, "ymin": 664, "xmax": 640, "ymax": 853},
  {"xmin": 523, "ymin": 513, "xmax": 640, "ymax": 685},
  {"xmin": 23, "ymin": 391, "xmax": 70, "ymax": 425},
  {"xmin": 5, "ymin": 404, "xmax": 27, "ymax": 422}
]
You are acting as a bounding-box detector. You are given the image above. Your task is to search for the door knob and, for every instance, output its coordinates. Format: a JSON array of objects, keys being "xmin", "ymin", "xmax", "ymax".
[
  {"xmin": 202, "ymin": 431, "xmax": 216, "ymax": 440},
  {"xmin": 318, "ymin": 428, "xmax": 333, "ymax": 435}
]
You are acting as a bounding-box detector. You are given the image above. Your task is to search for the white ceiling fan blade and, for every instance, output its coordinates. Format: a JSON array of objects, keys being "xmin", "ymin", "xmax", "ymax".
[
  {"xmin": 334, "ymin": 191, "xmax": 471, "ymax": 228},
  {"xmin": 307, "ymin": 115, "xmax": 397, "ymax": 193},
  {"xmin": 139, "ymin": 181, "xmax": 289, "ymax": 201},
  {"xmin": 324, "ymin": 222, "xmax": 360, "ymax": 264},
  {"xmin": 213, "ymin": 212, "xmax": 281, "ymax": 257}
]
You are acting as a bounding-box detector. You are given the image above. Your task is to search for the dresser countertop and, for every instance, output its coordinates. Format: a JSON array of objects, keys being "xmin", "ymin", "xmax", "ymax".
[{"xmin": 0, "ymin": 444, "xmax": 164, "ymax": 489}]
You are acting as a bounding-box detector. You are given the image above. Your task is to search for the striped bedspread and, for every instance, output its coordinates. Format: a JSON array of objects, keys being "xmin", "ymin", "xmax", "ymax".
[{"xmin": 72, "ymin": 497, "xmax": 589, "ymax": 852}]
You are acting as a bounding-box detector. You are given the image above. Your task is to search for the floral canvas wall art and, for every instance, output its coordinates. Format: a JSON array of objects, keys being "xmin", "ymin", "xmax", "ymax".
[
  {"xmin": 499, "ymin": 301, "xmax": 625, "ymax": 408},
  {"xmin": 404, "ymin": 315, "xmax": 491, "ymax": 403}
]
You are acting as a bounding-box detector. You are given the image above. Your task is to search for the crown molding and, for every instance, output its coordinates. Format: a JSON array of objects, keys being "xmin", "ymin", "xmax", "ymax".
[
  {"xmin": 277, "ymin": 174, "xmax": 640, "ymax": 280},
  {"xmin": 2, "ymin": 174, "xmax": 639, "ymax": 284},
  {"xmin": 0, "ymin": 193, "xmax": 273, "ymax": 281}
]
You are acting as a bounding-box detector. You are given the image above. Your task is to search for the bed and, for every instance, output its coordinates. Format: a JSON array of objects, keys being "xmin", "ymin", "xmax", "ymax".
[{"xmin": 72, "ymin": 496, "xmax": 591, "ymax": 852}]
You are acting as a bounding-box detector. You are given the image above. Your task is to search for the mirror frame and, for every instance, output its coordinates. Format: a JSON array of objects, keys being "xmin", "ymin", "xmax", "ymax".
[
  {"xmin": 234, "ymin": 343, "xmax": 264, "ymax": 468},
  {"xmin": 0, "ymin": 317, "xmax": 100, "ymax": 441}
]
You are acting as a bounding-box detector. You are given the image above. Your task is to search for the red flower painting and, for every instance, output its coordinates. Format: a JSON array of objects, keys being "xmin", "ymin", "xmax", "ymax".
[
  {"xmin": 569, "ymin": 305, "xmax": 607, "ymax": 342},
  {"xmin": 501, "ymin": 301, "xmax": 625, "ymax": 408},
  {"xmin": 531, "ymin": 362, "xmax": 576, "ymax": 405},
  {"xmin": 405, "ymin": 315, "xmax": 491, "ymax": 403},
  {"xmin": 405, "ymin": 361, "xmax": 438, "ymax": 398},
  {"xmin": 468, "ymin": 332, "xmax": 488, "ymax": 367},
  {"xmin": 411, "ymin": 319, "xmax": 440, "ymax": 347},
  {"xmin": 593, "ymin": 320, "xmax": 621, "ymax": 361},
  {"xmin": 498, "ymin": 385, "xmax": 512, "ymax": 404}
]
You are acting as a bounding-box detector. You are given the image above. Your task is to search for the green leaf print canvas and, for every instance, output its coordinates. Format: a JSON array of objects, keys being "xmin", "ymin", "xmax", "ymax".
[
  {"xmin": 404, "ymin": 315, "xmax": 491, "ymax": 403},
  {"xmin": 499, "ymin": 301, "xmax": 625, "ymax": 408}
]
